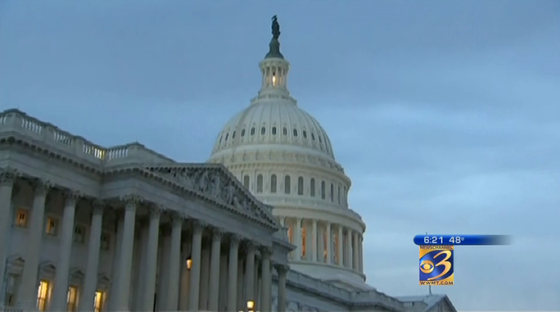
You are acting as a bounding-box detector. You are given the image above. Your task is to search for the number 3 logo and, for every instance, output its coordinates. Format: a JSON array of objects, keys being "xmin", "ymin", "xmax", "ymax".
[{"xmin": 427, "ymin": 250, "xmax": 452, "ymax": 281}]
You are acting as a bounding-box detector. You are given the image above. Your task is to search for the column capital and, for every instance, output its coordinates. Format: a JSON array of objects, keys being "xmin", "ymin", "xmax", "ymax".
[
  {"xmin": 0, "ymin": 167, "xmax": 19, "ymax": 187},
  {"xmin": 274, "ymin": 263, "xmax": 290, "ymax": 274},
  {"xmin": 259, "ymin": 246, "xmax": 273, "ymax": 259},
  {"xmin": 229, "ymin": 233, "xmax": 243, "ymax": 245},
  {"xmin": 242, "ymin": 240, "xmax": 257, "ymax": 253},
  {"xmin": 211, "ymin": 227, "xmax": 226, "ymax": 240},
  {"xmin": 63, "ymin": 190, "xmax": 82, "ymax": 206},
  {"xmin": 148, "ymin": 204, "xmax": 164, "ymax": 218},
  {"xmin": 170, "ymin": 212, "xmax": 185, "ymax": 226},
  {"xmin": 33, "ymin": 179, "xmax": 52, "ymax": 196},
  {"xmin": 92, "ymin": 200, "xmax": 105, "ymax": 215},
  {"xmin": 191, "ymin": 219, "xmax": 207, "ymax": 234},
  {"xmin": 120, "ymin": 194, "xmax": 142, "ymax": 205}
]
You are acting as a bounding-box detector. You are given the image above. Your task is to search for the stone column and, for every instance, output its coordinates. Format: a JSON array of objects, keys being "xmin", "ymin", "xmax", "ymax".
[
  {"xmin": 236, "ymin": 255, "xmax": 244, "ymax": 311},
  {"xmin": 188, "ymin": 220, "xmax": 205, "ymax": 311},
  {"xmin": 199, "ymin": 246, "xmax": 210, "ymax": 310},
  {"xmin": 244, "ymin": 242, "xmax": 256, "ymax": 305},
  {"xmin": 253, "ymin": 259, "xmax": 260, "ymax": 310},
  {"xmin": 0, "ymin": 168, "xmax": 17, "ymax": 301},
  {"xmin": 275, "ymin": 264, "xmax": 288, "ymax": 312},
  {"xmin": 79, "ymin": 201, "xmax": 104, "ymax": 311},
  {"xmin": 208, "ymin": 228, "xmax": 223, "ymax": 311},
  {"xmin": 142, "ymin": 206, "xmax": 161, "ymax": 311},
  {"xmin": 50, "ymin": 191, "xmax": 80, "ymax": 311},
  {"xmin": 113, "ymin": 195, "xmax": 140, "ymax": 311},
  {"xmin": 166, "ymin": 213, "xmax": 183, "ymax": 311},
  {"xmin": 17, "ymin": 180, "xmax": 51, "ymax": 309},
  {"xmin": 326, "ymin": 222, "xmax": 332, "ymax": 265},
  {"xmin": 294, "ymin": 218, "xmax": 302, "ymax": 260},
  {"xmin": 359, "ymin": 235, "xmax": 364, "ymax": 272},
  {"xmin": 345, "ymin": 228, "xmax": 352, "ymax": 268},
  {"xmin": 311, "ymin": 219, "xmax": 317, "ymax": 262},
  {"xmin": 337, "ymin": 225, "xmax": 343, "ymax": 266},
  {"xmin": 260, "ymin": 247, "xmax": 272, "ymax": 312},
  {"xmin": 353, "ymin": 231, "xmax": 359, "ymax": 270},
  {"xmin": 227, "ymin": 235, "xmax": 241, "ymax": 312}
]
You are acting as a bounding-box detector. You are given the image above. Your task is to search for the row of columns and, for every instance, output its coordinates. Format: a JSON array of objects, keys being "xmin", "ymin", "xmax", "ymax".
[
  {"xmin": 281, "ymin": 217, "xmax": 363, "ymax": 272},
  {"xmin": 0, "ymin": 169, "xmax": 290, "ymax": 312}
]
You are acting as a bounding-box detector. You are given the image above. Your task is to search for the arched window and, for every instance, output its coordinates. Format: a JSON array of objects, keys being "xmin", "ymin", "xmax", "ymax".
[
  {"xmin": 241, "ymin": 129, "xmax": 246, "ymax": 137},
  {"xmin": 261, "ymin": 127, "xmax": 266, "ymax": 135},
  {"xmin": 257, "ymin": 174, "xmax": 263, "ymax": 193},
  {"xmin": 272, "ymin": 127, "xmax": 277, "ymax": 135},
  {"xmin": 330, "ymin": 183, "xmax": 334, "ymax": 202},
  {"xmin": 225, "ymin": 133, "xmax": 229, "ymax": 141},
  {"xmin": 293, "ymin": 129, "xmax": 298, "ymax": 137},
  {"xmin": 283, "ymin": 127, "xmax": 288, "ymax": 135},
  {"xmin": 271, "ymin": 174, "xmax": 277, "ymax": 193},
  {"xmin": 219, "ymin": 135, "xmax": 223, "ymax": 143},
  {"xmin": 243, "ymin": 175, "xmax": 250, "ymax": 189},
  {"xmin": 303, "ymin": 130, "xmax": 307, "ymax": 139},
  {"xmin": 321, "ymin": 181, "xmax": 326, "ymax": 199},
  {"xmin": 232, "ymin": 131, "xmax": 236, "ymax": 139},
  {"xmin": 311, "ymin": 133, "xmax": 315, "ymax": 141},
  {"xmin": 284, "ymin": 176, "xmax": 291, "ymax": 194},
  {"xmin": 343, "ymin": 186, "xmax": 347, "ymax": 204},
  {"xmin": 297, "ymin": 176, "xmax": 304, "ymax": 195},
  {"xmin": 337, "ymin": 186, "xmax": 341, "ymax": 204},
  {"xmin": 319, "ymin": 136, "xmax": 322, "ymax": 143},
  {"xmin": 310, "ymin": 178, "xmax": 316, "ymax": 197},
  {"xmin": 250, "ymin": 127, "xmax": 256, "ymax": 135}
]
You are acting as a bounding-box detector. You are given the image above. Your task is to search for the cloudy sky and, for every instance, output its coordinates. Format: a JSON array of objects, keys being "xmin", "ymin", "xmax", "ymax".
[{"xmin": 1, "ymin": 1, "xmax": 559, "ymax": 311}]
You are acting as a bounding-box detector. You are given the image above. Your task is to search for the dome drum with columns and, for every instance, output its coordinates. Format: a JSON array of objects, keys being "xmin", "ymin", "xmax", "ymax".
[{"xmin": 209, "ymin": 18, "xmax": 370, "ymax": 291}]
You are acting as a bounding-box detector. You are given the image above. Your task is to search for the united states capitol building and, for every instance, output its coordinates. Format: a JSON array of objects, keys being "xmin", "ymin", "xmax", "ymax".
[{"xmin": 0, "ymin": 18, "xmax": 456, "ymax": 312}]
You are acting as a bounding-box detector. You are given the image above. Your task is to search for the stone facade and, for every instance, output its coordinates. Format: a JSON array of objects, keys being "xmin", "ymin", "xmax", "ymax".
[{"xmin": 0, "ymin": 109, "xmax": 455, "ymax": 312}]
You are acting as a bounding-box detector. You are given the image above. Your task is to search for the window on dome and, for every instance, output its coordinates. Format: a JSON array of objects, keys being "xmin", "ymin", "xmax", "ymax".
[
  {"xmin": 272, "ymin": 127, "xmax": 277, "ymax": 135},
  {"xmin": 241, "ymin": 129, "xmax": 246, "ymax": 137},
  {"xmin": 219, "ymin": 135, "xmax": 223, "ymax": 143},
  {"xmin": 284, "ymin": 176, "xmax": 291, "ymax": 194},
  {"xmin": 318, "ymin": 136, "xmax": 322, "ymax": 143},
  {"xmin": 303, "ymin": 131, "xmax": 307, "ymax": 139},
  {"xmin": 338, "ymin": 186, "xmax": 341, "ymax": 204},
  {"xmin": 321, "ymin": 181, "xmax": 326, "ymax": 199},
  {"xmin": 261, "ymin": 127, "xmax": 266, "ymax": 135},
  {"xmin": 293, "ymin": 129, "xmax": 298, "ymax": 137},
  {"xmin": 271, "ymin": 174, "xmax": 277, "ymax": 193},
  {"xmin": 297, "ymin": 177, "xmax": 304, "ymax": 195},
  {"xmin": 343, "ymin": 186, "xmax": 347, "ymax": 204},
  {"xmin": 283, "ymin": 127, "xmax": 288, "ymax": 135},
  {"xmin": 310, "ymin": 178, "xmax": 316, "ymax": 197},
  {"xmin": 330, "ymin": 183, "xmax": 334, "ymax": 202},
  {"xmin": 225, "ymin": 133, "xmax": 229, "ymax": 141},
  {"xmin": 311, "ymin": 133, "xmax": 315, "ymax": 141},
  {"xmin": 250, "ymin": 127, "xmax": 256, "ymax": 136},
  {"xmin": 243, "ymin": 175, "xmax": 250, "ymax": 189},
  {"xmin": 257, "ymin": 174, "xmax": 263, "ymax": 193},
  {"xmin": 232, "ymin": 131, "xmax": 236, "ymax": 139}
]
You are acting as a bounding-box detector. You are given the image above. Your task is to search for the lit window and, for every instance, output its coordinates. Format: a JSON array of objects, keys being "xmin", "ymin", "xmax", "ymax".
[
  {"xmin": 284, "ymin": 176, "xmax": 291, "ymax": 194},
  {"xmin": 270, "ymin": 175, "xmax": 277, "ymax": 193},
  {"xmin": 303, "ymin": 131, "xmax": 307, "ymax": 139},
  {"xmin": 45, "ymin": 217, "xmax": 58, "ymax": 236},
  {"xmin": 241, "ymin": 129, "xmax": 246, "ymax": 137},
  {"xmin": 15, "ymin": 209, "xmax": 28, "ymax": 227},
  {"xmin": 321, "ymin": 181, "xmax": 326, "ymax": 199},
  {"xmin": 250, "ymin": 127, "xmax": 255, "ymax": 136},
  {"xmin": 293, "ymin": 129, "xmax": 298, "ymax": 137},
  {"xmin": 310, "ymin": 179, "xmax": 315, "ymax": 197},
  {"xmin": 297, "ymin": 177, "xmax": 304, "ymax": 195},
  {"xmin": 73, "ymin": 225, "xmax": 85, "ymax": 244},
  {"xmin": 272, "ymin": 127, "xmax": 277, "ymax": 135},
  {"xmin": 100, "ymin": 233, "xmax": 110, "ymax": 250},
  {"xmin": 330, "ymin": 184, "xmax": 334, "ymax": 202},
  {"xmin": 36, "ymin": 280, "xmax": 50, "ymax": 312},
  {"xmin": 272, "ymin": 73, "xmax": 277, "ymax": 86},
  {"xmin": 94, "ymin": 291, "xmax": 105, "ymax": 312},
  {"xmin": 261, "ymin": 127, "xmax": 266, "ymax": 135},
  {"xmin": 67, "ymin": 286, "xmax": 78, "ymax": 312},
  {"xmin": 243, "ymin": 175, "xmax": 250, "ymax": 189},
  {"xmin": 282, "ymin": 127, "xmax": 287, "ymax": 136},
  {"xmin": 256, "ymin": 174, "xmax": 263, "ymax": 193}
]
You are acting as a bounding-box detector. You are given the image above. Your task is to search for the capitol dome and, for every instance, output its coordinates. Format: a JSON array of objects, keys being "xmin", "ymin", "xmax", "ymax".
[{"xmin": 209, "ymin": 19, "xmax": 370, "ymax": 291}]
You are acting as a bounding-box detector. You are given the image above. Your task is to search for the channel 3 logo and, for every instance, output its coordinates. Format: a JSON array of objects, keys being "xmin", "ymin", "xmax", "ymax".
[{"xmin": 419, "ymin": 245, "xmax": 454, "ymax": 285}]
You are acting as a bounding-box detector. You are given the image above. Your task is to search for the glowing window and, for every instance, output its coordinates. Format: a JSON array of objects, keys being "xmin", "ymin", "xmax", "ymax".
[
  {"xmin": 261, "ymin": 127, "xmax": 266, "ymax": 135},
  {"xmin": 15, "ymin": 209, "xmax": 28, "ymax": 227},
  {"xmin": 270, "ymin": 174, "xmax": 277, "ymax": 193},
  {"xmin": 284, "ymin": 176, "xmax": 291, "ymax": 194},
  {"xmin": 45, "ymin": 217, "xmax": 58, "ymax": 236},
  {"xmin": 243, "ymin": 175, "xmax": 250, "ymax": 189},
  {"xmin": 297, "ymin": 177, "xmax": 304, "ymax": 195},
  {"xmin": 257, "ymin": 174, "xmax": 263, "ymax": 193},
  {"xmin": 272, "ymin": 127, "xmax": 277, "ymax": 135},
  {"xmin": 302, "ymin": 227, "xmax": 307, "ymax": 257},
  {"xmin": 36, "ymin": 280, "xmax": 50, "ymax": 312},
  {"xmin": 250, "ymin": 127, "xmax": 256, "ymax": 136},
  {"xmin": 310, "ymin": 179, "xmax": 315, "ymax": 197},
  {"xmin": 67, "ymin": 286, "xmax": 78, "ymax": 312},
  {"xmin": 94, "ymin": 291, "xmax": 105, "ymax": 312},
  {"xmin": 272, "ymin": 72, "xmax": 277, "ymax": 86}
]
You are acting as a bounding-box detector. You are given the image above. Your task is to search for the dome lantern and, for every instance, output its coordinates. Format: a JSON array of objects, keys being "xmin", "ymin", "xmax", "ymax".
[{"xmin": 257, "ymin": 16, "xmax": 291, "ymax": 100}]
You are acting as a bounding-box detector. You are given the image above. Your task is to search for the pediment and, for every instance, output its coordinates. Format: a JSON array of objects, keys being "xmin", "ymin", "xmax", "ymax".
[
  {"xmin": 146, "ymin": 163, "xmax": 278, "ymax": 229},
  {"xmin": 39, "ymin": 261, "xmax": 56, "ymax": 274},
  {"xmin": 70, "ymin": 267, "xmax": 85, "ymax": 279}
]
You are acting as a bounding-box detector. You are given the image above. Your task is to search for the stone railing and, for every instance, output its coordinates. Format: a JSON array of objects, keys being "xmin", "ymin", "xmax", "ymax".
[
  {"xmin": 0, "ymin": 109, "xmax": 175, "ymax": 166},
  {"xmin": 285, "ymin": 270, "xmax": 405, "ymax": 311}
]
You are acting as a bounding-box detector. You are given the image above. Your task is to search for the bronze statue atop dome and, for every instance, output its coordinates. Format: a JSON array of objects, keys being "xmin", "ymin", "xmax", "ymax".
[{"xmin": 272, "ymin": 15, "xmax": 280, "ymax": 40}]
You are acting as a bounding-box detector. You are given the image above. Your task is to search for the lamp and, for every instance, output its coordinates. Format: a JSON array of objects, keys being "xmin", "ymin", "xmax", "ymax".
[
  {"xmin": 247, "ymin": 300, "xmax": 255, "ymax": 312},
  {"xmin": 186, "ymin": 257, "xmax": 192, "ymax": 270}
]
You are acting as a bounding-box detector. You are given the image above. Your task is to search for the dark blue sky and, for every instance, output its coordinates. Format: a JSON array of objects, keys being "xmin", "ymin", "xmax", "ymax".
[{"xmin": 1, "ymin": 1, "xmax": 559, "ymax": 310}]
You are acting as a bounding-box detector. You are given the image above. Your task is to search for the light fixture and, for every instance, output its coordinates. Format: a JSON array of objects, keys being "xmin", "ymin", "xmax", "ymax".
[
  {"xmin": 247, "ymin": 300, "xmax": 255, "ymax": 312},
  {"xmin": 186, "ymin": 257, "xmax": 192, "ymax": 270},
  {"xmin": 272, "ymin": 73, "xmax": 276, "ymax": 86}
]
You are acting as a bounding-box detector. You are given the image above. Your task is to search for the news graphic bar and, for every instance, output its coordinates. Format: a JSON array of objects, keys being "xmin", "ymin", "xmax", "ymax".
[{"xmin": 414, "ymin": 234, "xmax": 512, "ymax": 246}]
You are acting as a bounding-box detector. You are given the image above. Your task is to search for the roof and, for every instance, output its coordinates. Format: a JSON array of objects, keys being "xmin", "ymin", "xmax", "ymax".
[{"xmin": 397, "ymin": 294, "xmax": 457, "ymax": 312}]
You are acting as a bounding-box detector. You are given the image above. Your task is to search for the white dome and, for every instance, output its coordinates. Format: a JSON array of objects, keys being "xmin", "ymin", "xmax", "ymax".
[{"xmin": 209, "ymin": 29, "xmax": 368, "ymax": 290}]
